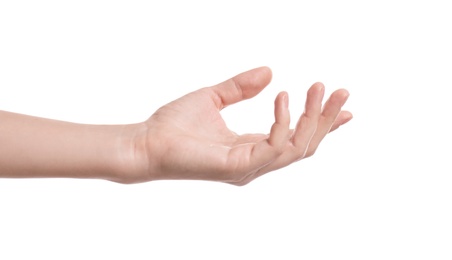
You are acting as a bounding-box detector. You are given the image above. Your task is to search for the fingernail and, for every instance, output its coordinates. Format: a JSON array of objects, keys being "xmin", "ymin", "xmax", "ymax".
[{"xmin": 283, "ymin": 92, "xmax": 289, "ymax": 109}]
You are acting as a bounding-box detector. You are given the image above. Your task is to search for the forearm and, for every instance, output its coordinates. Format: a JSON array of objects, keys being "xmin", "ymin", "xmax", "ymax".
[{"xmin": 0, "ymin": 110, "xmax": 140, "ymax": 182}]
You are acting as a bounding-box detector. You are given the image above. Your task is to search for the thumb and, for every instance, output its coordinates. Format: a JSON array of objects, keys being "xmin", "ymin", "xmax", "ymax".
[{"xmin": 211, "ymin": 66, "xmax": 272, "ymax": 109}]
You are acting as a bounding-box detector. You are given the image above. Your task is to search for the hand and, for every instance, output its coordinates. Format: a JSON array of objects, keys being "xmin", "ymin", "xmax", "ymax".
[{"xmin": 127, "ymin": 67, "xmax": 352, "ymax": 185}]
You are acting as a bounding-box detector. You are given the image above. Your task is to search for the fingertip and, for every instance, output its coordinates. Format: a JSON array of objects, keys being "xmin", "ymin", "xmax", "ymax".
[
  {"xmin": 304, "ymin": 82, "xmax": 324, "ymax": 115},
  {"xmin": 274, "ymin": 91, "xmax": 290, "ymax": 124},
  {"xmin": 329, "ymin": 110, "xmax": 353, "ymax": 132},
  {"xmin": 248, "ymin": 66, "xmax": 273, "ymax": 86},
  {"xmin": 335, "ymin": 88, "xmax": 350, "ymax": 99},
  {"xmin": 307, "ymin": 82, "xmax": 325, "ymax": 103},
  {"xmin": 212, "ymin": 66, "xmax": 273, "ymax": 108},
  {"xmin": 310, "ymin": 82, "xmax": 325, "ymax": 93},
  {"xmin": 342, "ymin": 110, "xmax": 353, "ymax": 122},
  {"xmin": 257, "ymin": 66, "xmax": 272, "ymax": 78},
  {"xmin": 275, "ymin": 91, "xmax": 289, "ymax": 107},
  {"xmin": 235, "ymin": 66, "xmax": 273, "ymax": 99},
  {"xmin": 330, "ymin": 89, "xmax": 350, "ymax": 109},
  {"xmin": 280, "ymin": 90, "xmax": 288, "ymax": 98},
  {"xmin": 283, "ymin": 91, "xmax": 289, "ymax": 109},
  {"xmin": 343, "ymin": 89, "xmax": 350, "ymax": 97}
]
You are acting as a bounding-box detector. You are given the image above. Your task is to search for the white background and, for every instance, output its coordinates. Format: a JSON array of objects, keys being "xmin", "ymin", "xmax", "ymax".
[{"xmin": 1, "ymin": 1, "xmax": 451, "ymax": 259}]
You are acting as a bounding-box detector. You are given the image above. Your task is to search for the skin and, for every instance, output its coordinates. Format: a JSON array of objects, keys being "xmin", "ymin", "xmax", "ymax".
[{"xmin": 0, "ymin": 67, "xmax": 352, "ymax": 185}]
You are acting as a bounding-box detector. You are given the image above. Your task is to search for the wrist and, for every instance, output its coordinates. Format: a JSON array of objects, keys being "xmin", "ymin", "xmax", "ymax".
[{"xmin": 113, "ymin": 122, "xmax": 154, "ymax": 184}]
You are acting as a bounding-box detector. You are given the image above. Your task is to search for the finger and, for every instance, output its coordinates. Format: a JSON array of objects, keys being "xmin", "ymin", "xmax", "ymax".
[
  {"xmin": 329, "ymin": 110, "xmax": 353, "ymax": 132},
  {"xmin": 226, "ymin": 92, "xmax": 290, "ymax": 181},
  {"xmin": 232, "ymin": 90, "xmax": 351, "ymax": 185},
  {"xmin": 232, "ymin": 85, "xmax": 325, "ymax": 184},
  {"xmin": 211, "ymin": 67, "xmax": 272, "ymax": 110},
  {"xmin": 304, "ymin": 89, "xmax": 349, "ymax": 156},
  {"xmin": 268, "ymin": 92, "xmax": 291, "ymax": 151},
  {"xmin": 291, "ymin": 82, "xmax": 324, "ymax": 156}
]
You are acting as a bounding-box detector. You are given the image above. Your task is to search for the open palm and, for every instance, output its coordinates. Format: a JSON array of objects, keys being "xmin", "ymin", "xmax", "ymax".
[{"xmin": 139, "ymin": 67, "xmax": 352, "ymax": 185}]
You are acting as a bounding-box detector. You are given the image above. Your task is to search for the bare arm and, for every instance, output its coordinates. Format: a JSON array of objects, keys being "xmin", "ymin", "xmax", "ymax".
[
  {"xmin": 0, "ymin": 110, "xmax": 137, "ymax": 182},
  {"xmin": 0, "ymin": 67, "xmax": 352, "ymax": 185}
]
